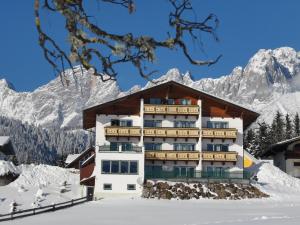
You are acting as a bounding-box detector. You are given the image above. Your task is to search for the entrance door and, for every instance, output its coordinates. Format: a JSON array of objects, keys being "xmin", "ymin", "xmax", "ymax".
[{"xmin": 86, "ymin": 186, "xmax": 94, "ymax": 201}]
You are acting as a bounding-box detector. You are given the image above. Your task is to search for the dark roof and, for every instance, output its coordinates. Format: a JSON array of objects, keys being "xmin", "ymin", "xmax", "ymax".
[
  {"xmin": 261, "ymin": 136, "xmax": 300, "ymax": 157},
  {"xmin": 83, "ymin": 80, "xmax": 260, "ymax": 130}
]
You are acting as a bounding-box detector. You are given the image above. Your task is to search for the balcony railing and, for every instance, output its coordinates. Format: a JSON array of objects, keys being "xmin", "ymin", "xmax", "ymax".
[
  {"xmin": 144, "ymin": 104, "xmax": 199, "ymax": 115},
  {"xmin": 202, "ymin": 128, "xmax": 238, "ymax": 139},
  {"xmin": 104, "ymin": 126, "xmax": 141, "ymax": 137},
  {"xmin": 98, "ymin": 145, "xmax": 142, "ymax": 152},
  {"xmin": 145, "ymin": 150, "xmax": 200, "ymax": 161},
  {"xmin": 143, "ymin": 127, "xmax": 200, "ymax": 138},
  {"xmin": 202, "ymin": 151, "xmax": 238, "ymax": 162}
]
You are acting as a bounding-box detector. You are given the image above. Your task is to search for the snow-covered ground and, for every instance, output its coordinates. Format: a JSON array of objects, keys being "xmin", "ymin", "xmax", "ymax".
[
  {"xmin": 0, "ymin": 164, "xmax": 82, "ymax": 214},
  {"xmin": 2, "ymin": 162, "xmax": 300, "ymax": 224}
]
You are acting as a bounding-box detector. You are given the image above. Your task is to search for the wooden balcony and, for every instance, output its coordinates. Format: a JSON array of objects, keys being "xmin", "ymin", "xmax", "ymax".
[
  {"xmin": 144, "ymin": 104, "xmax": 199, "ymax": 115},
  {"xmin": 202, "ymin": 151, "xmax": 238, "ymax": 162},
  {"xmin": 105, "ymin": 126, "xmax": 141, "ymax": 137},
  {"xmin": 143, "ymin": 127, "xmax": 200, "ymax": 138},
  {"xmin": 145, "ymin": 151, "xmax": 200, "ymax": 161},
  {"xmin": 202, "ymin": 128, "xmax": 238, "ymax": 139}
]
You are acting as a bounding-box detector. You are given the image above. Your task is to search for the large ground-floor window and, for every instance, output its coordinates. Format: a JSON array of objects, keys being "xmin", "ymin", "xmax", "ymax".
[{"xmin": 101, "ymin": 160, "xmax": 138, "ymax": 175}]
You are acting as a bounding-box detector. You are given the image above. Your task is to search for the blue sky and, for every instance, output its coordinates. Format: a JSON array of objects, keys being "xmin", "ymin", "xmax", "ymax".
[{"xmin": 1, "ymin": 0, "xmax": 300, "ymax": 92}]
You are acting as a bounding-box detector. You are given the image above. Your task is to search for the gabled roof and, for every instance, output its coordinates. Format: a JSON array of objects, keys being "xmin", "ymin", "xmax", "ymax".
[
  {"xmin": 261, "ymin": 136, "xmax": 300, "ymax": 157},
  {"xmin": 83, "ymin": 81, "xmax": 260, "ymax": 130}
]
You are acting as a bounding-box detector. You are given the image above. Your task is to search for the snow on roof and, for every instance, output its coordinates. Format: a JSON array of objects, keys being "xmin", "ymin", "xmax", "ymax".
[
  {"xmin": 65, "ymin": 147, "xmax": 95, "ymax": 167},
  {"xmin": 0, "ymin": 136, "xmax": 10, "ymax": 146},
  {"xmin": 272, "ymin": 136, "xmax": 300, "ymax": 147},
  {"xmin": 65, "ymin": 154, "xmax": 80, "ymax": 165},
  {"xmin": 81, "ymin": 153, "xmax": 95, "ymax": 167},
  {"xmin": 0, "ymin": 160, "xmax": 20, "ymax": 176}
]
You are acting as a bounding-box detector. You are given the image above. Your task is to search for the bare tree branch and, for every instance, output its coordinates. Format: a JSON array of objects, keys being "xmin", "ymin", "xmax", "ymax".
[{"xmin": 34, "ymin": 0, "xmax": 221, "ymax": 83}]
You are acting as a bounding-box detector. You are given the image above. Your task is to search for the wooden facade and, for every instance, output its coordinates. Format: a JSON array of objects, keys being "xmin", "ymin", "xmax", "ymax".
[{"xmin": 83, "ymin": 81, "xmax": 259, "ymax": 130}]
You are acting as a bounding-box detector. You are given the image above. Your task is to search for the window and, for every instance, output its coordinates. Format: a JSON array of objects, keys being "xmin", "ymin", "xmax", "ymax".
[
  {"xmin": 110, "ymin": 142, "xmax": 118, "ymax": 151},
  {"xmin": 144, "ymin": 120, "xmax": 162, "ymax": 127},
  {"xmin": 120, "ymin": 161, "xmax": 129, "ymax": 173},
  {"xmin": 166, "ymin": 99, "xmax": 175, "ymax": 105},
  {"xmin": 111, "ymin": 161, "xmax": 119, "ymax": 173},
  {"xmin": 144, "ymin": 143, "xmax": 162, "ymax": 151},
  {"xmin": 101, "ymin": 160, "xmax": 138, "ymax": 174},
  {"xmin": 110, "ymin": 142, "xmax": 133, "ymax": 151},
  {"xmin": 179, "ymin": 99, "xmax": 191, "ymax": 105},
  {"xmin": 174, "ymin": 143, "xmax": 195, "ymax": 151},
  {"xmin": 149, "ymin": 98, "xmax": 162, "ymax": 104},
  {"xmin": 294, "ymin": 162, "xmax": 300, "ymax": 167},
  {"xmin": 174, "ymin": 167, "xmax": 195, "ymax": 177},
  {"xmin": 127, "ymin": 184, "xmax": 136, "ymax": 190},
  {"xmin": 102, "ymin": 161, "xmax": 111, "ymax": 173},
  {"xmin": 103, "ymin": 183, "xmax": 112, "ymax": 190},
  {"xmin": 174, "ymin": 121, "xmax": 195, "ymax": 128},
  {"xmin": 129, "ymin": 161, "xmax": 138, "ymax": 174},
  {"xmin": 207, "ymin": 121, "xmax": 229, "ymax": 129},
  {"xmin": 207, "ymin": 144, "xmax": 229, "ymax": 152},
  {"xmin": 111, "ymin": 119, "xmax": 132, "ymax": 127}
]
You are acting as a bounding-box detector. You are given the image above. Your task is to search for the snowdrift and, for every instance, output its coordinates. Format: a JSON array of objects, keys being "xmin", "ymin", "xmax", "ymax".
[
  {"xmin": 0, "ymin": 160, "xmax": 20, "ymax": 176},
  {"xmin": 10, "ymin": 164, "xmax": 79, "ymax": 187},
  {"xmin": 253, "ymin": 162, "xmax": 300, "ymax": 200}
]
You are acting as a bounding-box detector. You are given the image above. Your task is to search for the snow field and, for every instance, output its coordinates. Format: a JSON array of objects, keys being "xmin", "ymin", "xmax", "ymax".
[{"xmin": 0, "ymin": 164, "xmax": 82, "ymax": 214}]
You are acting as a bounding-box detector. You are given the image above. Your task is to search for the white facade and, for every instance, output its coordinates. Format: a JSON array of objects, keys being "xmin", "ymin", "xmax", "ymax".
[
  {"xmin": 201, "ymin": 117, "xmax": 244, "ymax": 171},
  {"xmin": 92, "ymin": 97, "xmax": 245, "ymax": 196},
  {"xmin": 94, "ymin": 113, "xmax": 144, "ymax": 197}
]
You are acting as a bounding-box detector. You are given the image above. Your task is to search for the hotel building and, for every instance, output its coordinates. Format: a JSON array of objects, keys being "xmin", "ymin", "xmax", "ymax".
[{"xmin": 80, "ymin": 81, "xmax": 259, "ymax": 197}]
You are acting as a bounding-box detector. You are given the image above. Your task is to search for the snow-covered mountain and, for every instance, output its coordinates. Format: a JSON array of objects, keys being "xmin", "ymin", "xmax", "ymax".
[{"xmin": 1, "ymin": 47, "xmax": 300, "ymax": 129}]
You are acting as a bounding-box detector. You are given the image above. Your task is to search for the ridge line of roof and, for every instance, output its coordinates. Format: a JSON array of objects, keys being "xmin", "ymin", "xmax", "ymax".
[{"xmin": 83, "ymin": 80, "xmax": 259, "ymax": 115}]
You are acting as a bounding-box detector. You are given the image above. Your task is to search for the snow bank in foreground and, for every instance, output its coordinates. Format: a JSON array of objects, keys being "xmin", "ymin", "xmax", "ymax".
[
  {"xmin": 10, "ymin": 164, "xmax": 79, "ymax": 187},
  {"xmin": 0, "ymin": 164, "xmax": 81, "ymax": 214},
  {"xmin": 253, "ymin": 162, "xmax": 300, "ymax": 200},
  {"xmin": 0, "ymin": 160, "xmax": 20, "ymax": 176}
]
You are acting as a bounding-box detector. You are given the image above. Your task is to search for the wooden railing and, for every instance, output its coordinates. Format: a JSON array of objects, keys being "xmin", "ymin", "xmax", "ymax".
[
  {"xmin": 0, "ymin": 196, "xmax": 89, "ymax": 222},
  {"xmin": 105, "ymin": 126, "xmax": 141, "ymax": 137},
  {"xmin": 202, "ymin": 151, "xmax": 238, "ymax": 162},
  {"xmin": 144, "ymin": 104, "xmax": 199, "ymax": 115},
  {"xmin": 145, "ymin": 150, "xmax": 200, "ymax": 161},
  {"xmin": 143, "ymin": 128, "xmax": 200, "ymax": 138},
  {"xmin": 202, "ymin": 128, "xmax": 238, "ymax": 139}
]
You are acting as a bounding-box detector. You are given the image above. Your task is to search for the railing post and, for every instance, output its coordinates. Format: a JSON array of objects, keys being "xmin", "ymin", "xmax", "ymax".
[
  {"xmin": 71, "ymin": 199, "xmax": 74, "ymax": 205},
  {"xmin": 10, "ymin": 212, "xmax": 13, "ymax": 219},
  {"xmin": 52, "ymin": 204, "xmax": 55, "ymax": 211}
]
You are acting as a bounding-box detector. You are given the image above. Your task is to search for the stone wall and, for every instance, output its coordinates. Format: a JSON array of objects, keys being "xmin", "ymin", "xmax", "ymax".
[{"xmin": 142, "ymin": 181, "xmax": 269, "ymax": 200}]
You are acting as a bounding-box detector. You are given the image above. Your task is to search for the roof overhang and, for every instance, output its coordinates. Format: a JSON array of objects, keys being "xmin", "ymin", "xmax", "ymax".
[{"xmin": 83, "ymin": 81, "xmax": 260, "ymax": 130}]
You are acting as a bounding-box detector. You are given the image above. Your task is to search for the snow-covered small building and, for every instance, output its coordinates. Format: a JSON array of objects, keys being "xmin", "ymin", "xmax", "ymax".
[
  {"xmin": 261, "ymin": 136, "xmax": 300, "ymax": 178},
  {"xmin": 82, "ymin": 81, "xmax": 259, "ymax": 197}
]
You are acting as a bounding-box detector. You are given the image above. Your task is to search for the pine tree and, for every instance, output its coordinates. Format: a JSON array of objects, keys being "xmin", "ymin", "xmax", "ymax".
[
  {"xmin": 255, "ymin": 122, "xmax": 270, "ymax": 157},
  {"xmin": 270, "ymin": 111, "xmax": 285, "ymax": 143},
  {"xmin": 294, "ymin": 113, "xmax": 300, "ymax": 137},
  {"xmin": 244, "ymin": 129, "xmax": 258, "ymax": 156},
  {"xmin": 285, "ymin": 114, "xmax": 293, "ymax": 140}
]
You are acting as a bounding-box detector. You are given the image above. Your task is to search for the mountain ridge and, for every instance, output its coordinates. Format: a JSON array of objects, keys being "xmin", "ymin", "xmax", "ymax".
[{"xmin": 1, "ymin": 47, "xmax": 300, "ymax": 129}]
